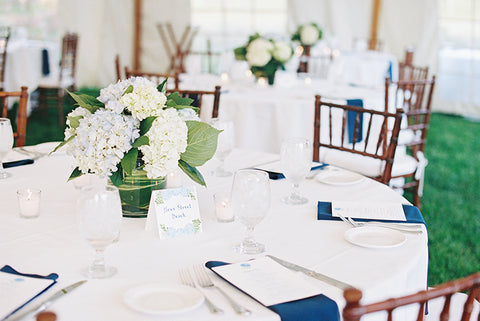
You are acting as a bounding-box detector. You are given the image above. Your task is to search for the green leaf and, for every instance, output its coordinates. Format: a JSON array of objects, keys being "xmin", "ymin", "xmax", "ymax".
[
  {"xmin": 67, "ymin": 90, "xmax": 103, "ymax": 113},
  {"xmin": 121, "ymin": 148, "xmax": 138, "ymax": 175},
  {"xmin": 132, "ymin": 135, "xmax": 149, "ymax": 148},
  {"xmin": 122, "ymin": 85, "xmax": 133, "ymax": 96},
  {"xmin": 157, "ymin": 79, "xmax": 168, "ymax": 93},
  {"xmin": 109, "ymin": 164, "xmax": 124, "ymax": 186},
  {"xmin": 180, "ymin": 121, "xmax": 221, "ymax": 167},
  {"xmin": 50, "ymin": 136, "xmax": 74, "ymax": 155},
  {"xmin": 67, "ymin": 115, "xmax": 82, "ymax": 129},
  {"xmin": 140, "ymin": 116, "xmax": 157, "ymax": 135},
  {"xmin": 67, "ymin": 167, "xmax": 83, "ymax": 181},
  {"xmin": 178, "ymin": 159, "xmax": 206, "ymax": 187},
  {"xmin": 167, "ymin": 92, "xmax": 194, "ymax": 106},
  {"xmin": 233, "ymin": 46, "xmax": 247, "ymax": 61}
]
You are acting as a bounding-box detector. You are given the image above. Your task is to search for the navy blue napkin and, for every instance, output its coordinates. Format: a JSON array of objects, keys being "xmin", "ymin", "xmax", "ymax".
[
  {"xmin": 42, "ymin": 49, "xmax": 50, "ymax": 76},
  {"xmin": 206, "ymin": 261, "xmax": 340, "ymax": 321},
  {"xmin": 259, "ymin": 163, "xmax": 329, "ymax": 180},
  {"xmin": 346, "ymin": 99, "xmax": 363, "ymax": 143},
  {"xmin": 0, "ymin": 265, "xmax": 58, "ymax": 320},
  {"xmin": 317, "ymin": 201, "xmax": 426, "ymax": 226},
  {"xmin": 3, "ymin": 159, "xmax": 34, "ymax": 168}
]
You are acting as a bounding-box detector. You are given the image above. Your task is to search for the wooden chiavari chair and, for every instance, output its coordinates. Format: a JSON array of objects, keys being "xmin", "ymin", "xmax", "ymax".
[
  {"xmin": 313, "ymin": 95, "xmax": 403, "ymax": 185},
  {"xmin": 343, "ymin": 270, "xmax": 480, "ymax": 321},
  {"xmin": 124, "ymin": 67, "xmax": 180, "ymax": 91},
  {"xmin": 166, "ymin": 85, "xmax": 222, "ymax": 119}
]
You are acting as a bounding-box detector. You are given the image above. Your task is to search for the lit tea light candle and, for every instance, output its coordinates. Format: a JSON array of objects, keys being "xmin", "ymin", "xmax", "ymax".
[
  {"xmin": 166, "ymin": 169, "xmax": 183, "ymax": 188},
  {"xmin": 257, "ymin": 77, "xmax": 267, "ymax": 87},
  {"xmin": 17, "ymin": 188, "xmax": 41, "ymax": 218},
  {"xmin": 214, "ymin": 193, "xmax": 234, "ymax": 222},
  {"xmin": 220, "ymin": 72, "xmax": 230, "ymax": 84},
  {"xmin": 304, "ymin": 77, "xmax": 312, "ymax": 87}
]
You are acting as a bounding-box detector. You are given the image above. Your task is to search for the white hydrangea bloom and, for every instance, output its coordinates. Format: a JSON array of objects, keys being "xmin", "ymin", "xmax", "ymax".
[
  {"xmin": 272, "ymin": 41, "xmax": 292, "ymax": 63},
  {"xmin": 139, "ymin": 108, "xmax": 188, "ymax": 178},
  {"xmin": 300, "ymin": 25, "xmax": 320, "ymax": 45},
  {"xmin": 246, "ymin": 38, "xmax": 274, "ymax": 67},
  {"xmin": 64, "ymin": 107, "xmax": 91, "ymax": 140},
  {"xmin": 66, "ymin": 109, "xmax": 140, "ymax": 177},
  {"xmin": 248, "ymin": 38, "xmax": 274, "ymax": 52},
  {"xmin": 177, "ymin": 108, "xmax": 200, "ymax": 121},
  {"xmin": 120, "ymin": 84, "xmax": 167, "ymax": 120}
]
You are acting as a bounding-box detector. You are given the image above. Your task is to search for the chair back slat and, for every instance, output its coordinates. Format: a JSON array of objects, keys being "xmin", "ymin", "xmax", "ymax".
[
  {"xmin": 313, "ymin": 95, "xmax": 403, "ymax": 185},
  {"xmin": 0, "ymin": 86, "xmax": 28, "ymax": 147}
]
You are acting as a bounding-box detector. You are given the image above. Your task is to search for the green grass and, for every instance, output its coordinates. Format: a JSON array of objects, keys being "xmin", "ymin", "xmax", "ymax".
[{"xmin": 14, "ymin": 89, "xmax": 480, "ymax": 286}]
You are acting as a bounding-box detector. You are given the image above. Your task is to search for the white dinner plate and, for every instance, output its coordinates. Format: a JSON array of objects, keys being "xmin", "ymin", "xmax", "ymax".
[
  {"xmin": 124, "ymin": 284, "xmax": 204, "ymax": 315},
  {"xmin": 344, "ymin": 226, "xmax": 406, "ymax": 249},
  {"xmin": 315, "ymin": 169, "xmax": 364, "ymax": 186}
]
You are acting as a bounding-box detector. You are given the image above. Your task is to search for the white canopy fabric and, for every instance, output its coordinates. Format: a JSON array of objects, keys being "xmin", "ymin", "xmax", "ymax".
[{"xmin": 53, "ymin": 0, "xmax": 480, "ymax": 118}]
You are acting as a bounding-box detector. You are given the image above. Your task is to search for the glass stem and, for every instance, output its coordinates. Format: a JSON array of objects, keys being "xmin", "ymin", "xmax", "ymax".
[
  {"xmin": 243, "ymin": 226, "xmax": 255, "ymax": 245},
  {"xmin": 291, "ymin": 183, "xmax": 300, "ymax": 197},
  {"xmin": 91, "ymin": 248, "xmax": 107, "ymax": 272}
]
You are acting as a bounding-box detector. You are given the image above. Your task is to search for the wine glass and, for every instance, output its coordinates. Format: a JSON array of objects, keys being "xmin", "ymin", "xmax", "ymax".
[
  {"xmin": 280, "ymin": 137, "xmax": 312, "ymax": 205},
  {"xmin": 210, "ymin": 119, "xmax": 234, "ymax": 177},
  {"xmin": 77, "ymin": 184, "xmax": 122, "ymax": 278},
  {"xmin": 0, "ymin": 118, "xmax": 14, "ymax": 179},
  {"xmin": 231, "ymin": 169, "xmax": 270, "ymax": 254}
]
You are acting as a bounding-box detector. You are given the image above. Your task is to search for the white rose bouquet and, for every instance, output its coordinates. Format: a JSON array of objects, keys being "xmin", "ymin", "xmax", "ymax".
[
  {"xmin": 291, "ymin": 23, "xmax": 323, "ymax": 46},
  {"xmin": 53, "ymin": 77, "xmax": 220, "ymax": 187},
  {"xmin": 234, "ymin": 33, "xmax": 293, "ymax": 84}
]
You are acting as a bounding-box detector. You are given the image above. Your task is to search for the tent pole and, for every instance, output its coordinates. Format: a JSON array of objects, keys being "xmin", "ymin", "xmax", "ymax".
[
  {"xmin": 369, "ymin": 0, "xmax": 381, "ymax": 50},
  {"xmin": 134, "ymin": 0, "xmax": 142, "ymax": 69}
]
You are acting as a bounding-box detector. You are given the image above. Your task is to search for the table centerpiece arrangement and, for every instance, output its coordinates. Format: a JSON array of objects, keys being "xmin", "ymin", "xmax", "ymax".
[
  {"xmin": 291, "ymin": 23, "xmax": 323, "ymax": 73},
  {"xmin": 233, "ymin": 33, "xmax": 293, "ymax": 85},
  {"xmin": 53, "ymin": 77, "xmax": 220, "ymax": 217}
]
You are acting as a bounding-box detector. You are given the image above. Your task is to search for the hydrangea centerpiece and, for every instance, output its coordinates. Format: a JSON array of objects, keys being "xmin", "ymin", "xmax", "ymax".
[
  {"xmin": 291, "ymin": 23, "xmax": 323, "ymax": 46},
  {"xmin": 233, "ymin": 33, "xmax": 293, "ymax": 85},
  {"xmin": 54, "ymin": 77, "xmax": 220, "ymax": 190}
]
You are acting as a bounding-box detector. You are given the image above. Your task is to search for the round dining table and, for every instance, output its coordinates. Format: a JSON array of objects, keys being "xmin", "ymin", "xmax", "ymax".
[{"xmin": 0, "ymin": 143, "xmax": 428, "ymax": 321}]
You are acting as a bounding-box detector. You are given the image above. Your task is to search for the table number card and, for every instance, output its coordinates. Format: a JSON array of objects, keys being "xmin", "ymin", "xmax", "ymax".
[{"xmin": 145, "ymin": 186, "xmax": 202, "ymax": 239}]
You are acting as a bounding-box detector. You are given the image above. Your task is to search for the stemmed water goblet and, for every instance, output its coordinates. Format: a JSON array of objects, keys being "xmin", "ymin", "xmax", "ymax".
[
  {"xmin": 0, "ymin": 118, "xmax": 14, "ymax": 179},
  {"xmin": 77, "ymin": 184, "xmax": 122, "ymax": 278},
  {"xmin": 231, "ymin": 169, "xmax": 270, "ymax": 254},
  {"xmin": 210, "ymin": 119, "xmax": 234, "ymax": 177},
  {"xmin": 280, "ymin": 137, "xmax": 312, "ymax": 205}
]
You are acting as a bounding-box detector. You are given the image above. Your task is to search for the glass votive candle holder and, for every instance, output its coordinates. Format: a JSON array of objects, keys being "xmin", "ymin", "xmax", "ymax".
[
  {"xmin": 17, "ymin": 188, "xmax": 41, "ymax": 218},
  {"xmin": 213, "ymin": 192, "xmax": 234, "ymax": 223}
]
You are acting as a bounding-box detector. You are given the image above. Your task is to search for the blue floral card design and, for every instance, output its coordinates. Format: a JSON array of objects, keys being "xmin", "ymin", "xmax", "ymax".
[{"xmin": 145, "ymin": 186, "xmax": 202, "ymax": 239}]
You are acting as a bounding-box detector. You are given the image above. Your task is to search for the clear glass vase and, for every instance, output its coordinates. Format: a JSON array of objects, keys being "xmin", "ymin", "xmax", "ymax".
[{"xmin": 115, "ymin": 160, "xmax": 166, "ymax": 218}]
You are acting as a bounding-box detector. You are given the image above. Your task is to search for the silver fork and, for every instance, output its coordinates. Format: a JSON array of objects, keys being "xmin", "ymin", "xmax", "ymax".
[
  {"xmin": 337, "ymin": 213, "xmax": 422, "ymax": 234},
  {"xmin": 179, "ymin": 268, "xmax": 224, "ymax": 314},
  {"xmin": 346, "ymin": 216, "xmax": 423, "ymax": 234},
  {"xmin": 193, "ymin": 265, "xmax": 251, "ymax": 315}
]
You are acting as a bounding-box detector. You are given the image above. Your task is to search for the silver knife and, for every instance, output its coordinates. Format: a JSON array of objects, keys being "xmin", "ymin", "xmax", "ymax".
[
  {"xmin": 4, "ymin": 280, "xmax": 87, "ymax": 321},
  {"xmin": 267, "ymin": 255, "xmax": 354, "ymax": 290}
]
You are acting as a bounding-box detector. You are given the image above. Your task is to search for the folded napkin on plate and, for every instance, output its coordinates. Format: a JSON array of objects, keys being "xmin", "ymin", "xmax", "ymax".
[
  {"xmin": 259, "ymin": 164, "xmax": 329, "ymax": 180},
  {"xmin": 206, "ymin": 261, "xmax": 340, "ymax": 321},
  {"xmin": 3, "ymin": 159, "xmax": 34, "ymax": 168},
  {"xmin": 317, "ymin": 201, "xmax": 426, "ymax": 225},
  {"xmin": 346, "ymin": 99, "xmax": 363, "ymax": 144},
  {"xmin": 0, "ymin": 265, "xmax": 58, "ymax": 320}
]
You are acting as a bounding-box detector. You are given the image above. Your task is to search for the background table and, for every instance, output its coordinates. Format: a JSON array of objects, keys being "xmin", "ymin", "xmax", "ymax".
[{"xmin": 0, "ymin": 143, "xmax": 428, "ymax": 321}]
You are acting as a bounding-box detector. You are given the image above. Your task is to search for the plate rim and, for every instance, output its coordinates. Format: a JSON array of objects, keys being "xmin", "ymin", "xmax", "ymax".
[
  {"xmin": 315, "ymin": 170, "xmax": 365, "ymax": 186},
  {"xmin": 124, "ymin": 283, "xmax": 204, "ymax": 315},
  {"xmin": 344, "ymin": 226, "xmax": 406, "ymax": 249}
]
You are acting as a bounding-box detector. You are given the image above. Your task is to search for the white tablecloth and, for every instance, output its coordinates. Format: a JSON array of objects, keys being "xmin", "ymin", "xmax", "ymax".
[
  {"xmin": 0, "ymin": 144, "xmax": 428, "ymax": 321},
  {"xmin": 186, "ymin": 75, "xmax": 387, "ymax": 154}
]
